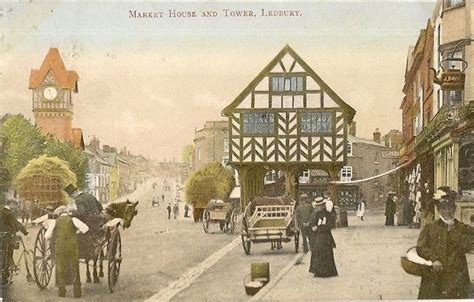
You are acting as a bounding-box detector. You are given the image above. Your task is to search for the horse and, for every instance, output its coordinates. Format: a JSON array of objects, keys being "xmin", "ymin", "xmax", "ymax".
[{"xmin": 80, "ymin": 199, "xmax": 139, "ymax": 283}]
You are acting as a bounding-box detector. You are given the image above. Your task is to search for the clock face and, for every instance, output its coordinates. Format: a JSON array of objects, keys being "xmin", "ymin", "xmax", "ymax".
[{"xmin": 43, "ymin": 86, "xmax": 58, "ymax": 100}]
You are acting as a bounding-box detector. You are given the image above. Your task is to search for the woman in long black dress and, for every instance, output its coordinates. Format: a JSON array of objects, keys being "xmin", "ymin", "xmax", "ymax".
[{"xmin": 309, "ymin": 198, "xmax": 338, "ymax": 278}]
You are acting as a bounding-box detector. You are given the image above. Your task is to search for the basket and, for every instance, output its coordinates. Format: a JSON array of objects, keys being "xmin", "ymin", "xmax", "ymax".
[{"xmin": 401, "ymin": 247, "xmax": 432, "ymax": 277}]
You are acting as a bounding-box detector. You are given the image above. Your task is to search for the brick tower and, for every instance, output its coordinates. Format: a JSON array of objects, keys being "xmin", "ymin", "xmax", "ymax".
[{"xmin": 29, "ymin": 48, "xmax": 83, "ymax": 148}]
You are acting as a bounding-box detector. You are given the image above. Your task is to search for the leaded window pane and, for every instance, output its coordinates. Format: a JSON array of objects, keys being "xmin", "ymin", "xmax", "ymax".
[
  {"xmin": 243, "ymin": 113, "xmax": 274, "ymax": 134},
  {"xmin": 278, "ymin": 77, "xmax": 285, "ymax": 91},
  {"xmin": 301, "ymin": 112, "xmax": 332, "ymax": 133}
]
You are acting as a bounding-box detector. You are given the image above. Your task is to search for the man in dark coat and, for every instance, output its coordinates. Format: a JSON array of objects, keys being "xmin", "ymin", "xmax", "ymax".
[
  {"xmin": 385, "ymin": 193, "xmax": 396, "ymax": 226},
  {"xmin": 64, "ymin": 184, "xmax": 103, "ymax": 217},
  {"xmin": 296, "ymin": 194, "xmax": 313, "ymax": 253},
  {"xmin": 1, "ymin": 200, "xmax": 28, "ymax": 285},
  {"xmin": 416, "ymin": 188, "xmax": 473, "ymax": 299}
]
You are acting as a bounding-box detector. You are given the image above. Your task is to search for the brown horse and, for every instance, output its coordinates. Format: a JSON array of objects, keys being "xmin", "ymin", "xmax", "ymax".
[{"xmin": 80, "ymin": 199, "xmax": 139, "ymax": 283}]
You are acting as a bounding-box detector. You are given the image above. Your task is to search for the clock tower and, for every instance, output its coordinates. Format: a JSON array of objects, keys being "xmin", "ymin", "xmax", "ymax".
[{"xmin": 29, "ymin": 48, "xmax": 80, "ymax": 144}]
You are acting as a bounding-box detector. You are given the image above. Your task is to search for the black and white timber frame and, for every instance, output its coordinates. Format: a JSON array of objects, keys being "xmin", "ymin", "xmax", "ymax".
[{"xmin": 222, "ymin": 45, "xmax": 356, "ymax": 210}]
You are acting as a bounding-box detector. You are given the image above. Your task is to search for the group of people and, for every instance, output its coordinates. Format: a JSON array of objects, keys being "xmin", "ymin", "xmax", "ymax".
[
  {"xmin": 296, "ymin": 194, "xmax": 338, "ymax": 278},
  {"xmin": 166, "ymin": 201, "xmax": 191, "ymax": 219}
]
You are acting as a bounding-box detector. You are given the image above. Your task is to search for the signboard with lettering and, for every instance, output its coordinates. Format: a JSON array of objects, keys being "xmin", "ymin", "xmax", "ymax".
[{"xmin": 441, "ymin": 69, "xmax": 465, "ymax": 91}]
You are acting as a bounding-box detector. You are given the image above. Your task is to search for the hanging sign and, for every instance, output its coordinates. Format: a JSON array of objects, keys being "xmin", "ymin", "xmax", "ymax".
[{"xmin": 441, "ymin": 69, "xmax": 465, "ymax": 90}]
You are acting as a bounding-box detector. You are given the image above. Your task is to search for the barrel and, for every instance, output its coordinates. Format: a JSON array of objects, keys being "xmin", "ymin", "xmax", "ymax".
[{"xmin": 251, "ymin": 262, "xmax": 270, "ymax": 283}]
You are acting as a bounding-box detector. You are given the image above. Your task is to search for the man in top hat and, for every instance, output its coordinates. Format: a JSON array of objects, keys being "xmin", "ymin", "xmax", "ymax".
[
  {"xmin": 64, "ymin": 184, "xmax": 103, "ymax": 217},
  {"xmin": 1, "ymin": 199, "xmax": 28, "ymax": 285},
  {"xmin": 416, "ymin": 187, "xmax": 473, "ymax": 299}
]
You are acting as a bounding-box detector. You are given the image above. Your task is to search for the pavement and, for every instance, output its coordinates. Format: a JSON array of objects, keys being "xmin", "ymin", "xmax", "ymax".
[{"xmin": 256, "ymin": 210, "xmax": 474, "ymax": 301}]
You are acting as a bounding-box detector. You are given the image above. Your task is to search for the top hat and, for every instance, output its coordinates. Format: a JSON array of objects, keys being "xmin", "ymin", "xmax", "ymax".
[{"xmin": 64, "ymin": 184, "xmax": 78, "ymax": 196}]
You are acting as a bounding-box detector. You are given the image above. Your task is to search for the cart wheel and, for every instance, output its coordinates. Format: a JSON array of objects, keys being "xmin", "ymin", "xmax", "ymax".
[
  {"xmin": 294, "ymin": 231, "xmax": 300, "ymax": 253},
  {"xmin": 202, "ymin": 209, "xmax": 209, "ymax": 233},
  {"xmin": 108, "ymin": 230, "xmax": 122, "ymax": 293},
  {"xmin": 241, "ymin": 234, "xmax": 251, "ymax": 255},
  {"xmin": 33, "ymin": 227, "xmax": 53, "ymax": 290},
  {"xmin": 229, "ymin": 210, "xmax": 236, "ymax": 234}
]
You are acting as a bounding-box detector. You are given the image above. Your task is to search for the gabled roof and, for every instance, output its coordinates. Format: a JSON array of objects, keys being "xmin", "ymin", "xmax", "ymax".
[
  {"xmin": 29, "ymin": 48, "xmax": 79, "ymax": 91},
  {"xmin": 348, "ymin": 134, "xmax": 386, "ymax": 148},
  {"xmin": 222, "ymin": 44, "xmax": 356, "ymax": 119},
  {"xmin": 71, "ymin": 128, "xmax": 84, "ymax": 150}
]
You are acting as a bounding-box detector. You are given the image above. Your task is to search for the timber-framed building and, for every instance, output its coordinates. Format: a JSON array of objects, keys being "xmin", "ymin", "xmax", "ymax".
[{"xmin": 222, "ymin": 45, "xmax": 356, "ymax": 210}]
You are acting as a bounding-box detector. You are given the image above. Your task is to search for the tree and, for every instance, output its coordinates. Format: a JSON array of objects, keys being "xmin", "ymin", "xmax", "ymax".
[
  {"xmin": 16, "ymin": 155, "xmax": 77, "ymax": 204},
  {"xmin": 44, "ymin": 138, "xmax": 88, "ymax": 189},
  {"xmin": 185, "ymin": 161, "xmax": 235, "ymax": 205},
  {"xmin": 0, "ymin": 115, "xmax": 46, "ymax": 191},
  {"xmin": 181, "ymin": 144, "xmax": 194, "ymax": 164}
]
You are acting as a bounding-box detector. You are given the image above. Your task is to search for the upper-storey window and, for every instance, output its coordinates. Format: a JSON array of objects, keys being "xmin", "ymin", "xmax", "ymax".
[
  {"xmin": 271, "ymin": 76, "xmax": 303, "ymax": 92},
  {"xmin": 243, "ymin": 113, "xmax": 274, "ymax": 134},
  {"xmin": 444, "ymin": 0, "xmax": 464, "ymax": 9},
  {"xmin": 300, "ymin": 112, "xmax": 332, "ymax": 133}
]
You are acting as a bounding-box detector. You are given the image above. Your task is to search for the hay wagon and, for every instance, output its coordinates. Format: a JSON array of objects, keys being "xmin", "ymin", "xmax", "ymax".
[
  {"xmin": 202, "ymin": 200, "xmax": 237, "ymax": 234},
  {"xmin": 240, "ymin": 196, "xmax": 299, "ymax": 255}
]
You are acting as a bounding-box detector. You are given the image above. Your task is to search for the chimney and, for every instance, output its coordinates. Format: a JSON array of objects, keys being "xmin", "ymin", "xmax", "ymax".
[
  {"xmin": 373, "ymin": 128, "xmax": 381, "ymax": 144},
  {"xmin": 348, "ymin": 121, "xmax": 356, "ymax": 136},
  {"xmin": 89, "ymin": 135, "xmax": 100, "ymax": 151}
]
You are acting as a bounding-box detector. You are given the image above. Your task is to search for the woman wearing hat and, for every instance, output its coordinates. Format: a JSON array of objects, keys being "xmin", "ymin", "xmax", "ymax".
[
  {"xmin": 416, "ymin": 187, "xmax": 472, "ymax": 299},
  {"xmin": 309, "ymin": 197, "xmax": 338, "ymax": 278}
]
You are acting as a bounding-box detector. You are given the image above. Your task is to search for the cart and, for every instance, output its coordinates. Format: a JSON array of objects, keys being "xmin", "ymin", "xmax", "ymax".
[
  {"xmin": 202, "ymin": 200, "xmax": 237, "ymax": 234},
  {"xmin": 32, "ymin": 215, "xmax": 123, "ymax": 293},
  {"xmin": 240, "ymin": 196, "xmax": 299, "ymax": 255}
]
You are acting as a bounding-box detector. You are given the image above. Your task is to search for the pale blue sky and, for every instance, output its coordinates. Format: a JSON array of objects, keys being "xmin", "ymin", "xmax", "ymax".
[{"xmin": 0, "ymin": 1, "xmax": 436, "ymax": 160}]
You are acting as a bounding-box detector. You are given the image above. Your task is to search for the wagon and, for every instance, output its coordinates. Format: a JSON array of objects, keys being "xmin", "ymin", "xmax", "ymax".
[
  {"xmin": 202, "ymin": 200, "xmax": 237, "ymax": 234},
  {"xmin": 240, "ymin": 196, "xmax": 299, "ymax": 255},
  {"xmin": 32, "ymin": 215, "xmax": 123, "ymax": 293}
]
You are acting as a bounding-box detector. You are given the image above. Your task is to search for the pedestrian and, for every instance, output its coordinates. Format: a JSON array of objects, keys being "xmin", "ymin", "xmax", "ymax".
[
  {"xmin": 173, "ymin": 203, "xmax": 179, "ymax": 219},
  {"xmin": 295, "ymin": 194, "xmax": 313, "ymax": 253},
  {"xmin": 309, "ymin": 197, "xmax": 338, "ymax": 278},
  {"xmin": 45, "ymin": 206, "xmax": 89, "ymax": 298},
  {"xmin": 385, "ymin": 192, "xmax": 396, "ymax": 226},
  {"xmin": 1, "ymin": 200, "xmax": 29, "ymax": 286},
  {"xmin": 416, "ymin": 187, "xmax": 473, "ymax": 299},
  {"xmin": 420, "ymin": 182, "xmax": 434, "ymax": 228},
  {"xmin": 184, "ymin": 204, "xmax": 190, "ymax": 218},
  {"xmin": 152, "ymin": 197, "xmax": 156, "ymax": 207},
  {"xmin": 166, "ymin": 203, "xmax": 172, "ymax": 219},
  {"xmin": 356, "ymin": 196, "xmax": 366, "ymax": 221}
]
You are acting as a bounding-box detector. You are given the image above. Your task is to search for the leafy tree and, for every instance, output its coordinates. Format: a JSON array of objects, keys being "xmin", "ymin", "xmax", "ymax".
[
  {"xmin": 16, "ymin": 155, "xmax": 77, "ymax": 204},
  {"xmin": 44, "ymin": 138, "xmax": 88, "ymax": 189},
  {"xmin": 185, "ymin": 161, "xmax": 235, "ymax": 205},
  {"xmin": 181, "ymin": 144, "xmax": 194, "ymax": 164},
  {"xmin": 0, "ymin": 115, "xmax": 45, "ymax": 191}
]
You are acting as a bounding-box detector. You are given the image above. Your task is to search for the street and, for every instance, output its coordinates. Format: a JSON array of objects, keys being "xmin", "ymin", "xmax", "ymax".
[{"xmin": 4, "ymin": 180, "xmax": 473, "ymax": 301}]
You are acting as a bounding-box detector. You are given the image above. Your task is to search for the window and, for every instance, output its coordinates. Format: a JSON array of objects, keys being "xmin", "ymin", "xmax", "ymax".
[
  {"xmin": 340, "ymin": 166, "xmax": 352, "ymax": 182},
  {"xmin": 243, "ymin": 113, "xmax": 274, "ymax": 134},
  {"xmin": 301, "ymin": 112, "xmax": 332, "ymax": 133},
  {"xmin": 223, "ymin": 138, "xmax": 229, "ymax": 152},
  {"xmin": 271, "ymin": 76, "xmax": 303, "ymax": 92},
  {"xmin": 445, "ymin": 90, "xmax": 462, "ymax": 105},
  {"xmin": 197, "ymin": 147, "xmax": 201, "ymax": 162},
  {"xmin": 299, "ymin": 170, "xmax": 310, "ymax": 184},
  {"xmin": 265, "ymin": 170, "xmax": 277, "ymax": 184},
  {"xmin": 437, "ymin": 89, "xmax": 442, "ymax": 110},
  {"xmin": 445, "ymin": 0, "xmax": 464, "ymax": 9},
  {"xmin": 346, "ymin": 141, "xmax": 353, "ymax": 156}
]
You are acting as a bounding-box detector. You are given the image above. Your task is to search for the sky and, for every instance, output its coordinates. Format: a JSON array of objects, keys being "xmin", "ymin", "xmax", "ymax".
[{"xmin": 0, "ymin": 1, "xmax": 436, "ymax": 161}]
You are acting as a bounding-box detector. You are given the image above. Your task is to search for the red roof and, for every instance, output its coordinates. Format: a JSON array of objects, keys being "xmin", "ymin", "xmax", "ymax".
[
  {"xmin": 29, "ymin": 48, "xmax": 78, "ymax": 91},
  {"xmin": 72, "ymin": 128, "xmax": 84, "ymax": 150}
]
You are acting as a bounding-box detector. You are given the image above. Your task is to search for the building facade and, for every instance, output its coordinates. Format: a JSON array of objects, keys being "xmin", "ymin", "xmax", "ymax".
[
  {"xmin": 400, "ymin": 0, "xmax": 474, "ymax": 224},
  {"xmin": 222, "ymin": 45, "xmax": 356, "ymax": 210},
  {"xmin": 85, "ymin": 136, "xmax": 111, "ymax": 203},
  {"xmin": 300, "ymin": 129, "xmax": 400, "ymax": 209},
  {"xmin": 192, "ymin": 120, "xmax": 229, "ymax": 171}
]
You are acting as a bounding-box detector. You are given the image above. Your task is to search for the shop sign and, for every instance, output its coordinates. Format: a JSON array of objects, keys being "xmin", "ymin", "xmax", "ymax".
[{"xmin": 441, "ymin": 69, "xmax": 465, "ymax": 90}]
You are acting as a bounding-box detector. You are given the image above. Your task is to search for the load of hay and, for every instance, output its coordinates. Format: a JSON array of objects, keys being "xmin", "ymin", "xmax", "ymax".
[{"xmin": 16, "ymin": 155, "xmax": 77, "ymax": 204}]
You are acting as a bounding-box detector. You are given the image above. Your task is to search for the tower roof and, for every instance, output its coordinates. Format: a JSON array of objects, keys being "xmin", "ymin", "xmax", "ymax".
[{"xmin": 29, "ymin": 48, "xmax": 79, "ymax": 91}]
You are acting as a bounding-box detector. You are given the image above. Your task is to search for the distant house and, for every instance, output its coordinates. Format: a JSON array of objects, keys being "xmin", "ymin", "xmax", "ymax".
[{"xmin": 85, "ymin": 136, "xmax": 111, "ymax": 203}]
